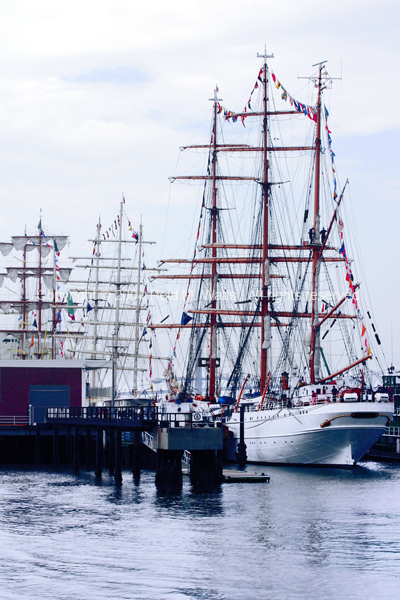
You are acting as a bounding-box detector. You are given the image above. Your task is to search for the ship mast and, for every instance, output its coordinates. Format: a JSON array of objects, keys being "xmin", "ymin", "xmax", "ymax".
[
  {"xmin": 112, "ymin": 200, "xmax": 124, "ymax": 401},
  {"xmin": 51, "ymin": 237, "xmax": 56, "ymax": 359},
  {"xmin": 309, "ymin": 61, "xmax": 325, "ymax": 383},
  {"xmin": 92, "ymin": 216, "xmax": 102, "ymax": 387},
  {"xmin": 153, "ymin": 53, "xmax": 352, "ymax": 397},
  {"xmin": 133, "ymin": 220, "xmax": 143, "ymax": 395},
  {"xmin": 209, "ymin": 86, "xmax": 220, "ymax": 401},
  {"xmin": 22, "ymin": 229, "xmax": 27, "ymax": 358},
  {"xmin": 0, "ymin": 227, "xmax": 70, "ymax": 360},
  {"xmin": 259, "ymin": 48, "xmax": 274, "ymax": 392},
  {"xmin": 38, "ymin": 211, "xmax": 42, "ymax": 355},
  {"xmin": 69, "ymin": 210, "xmax": 164, "ymax": 399}
]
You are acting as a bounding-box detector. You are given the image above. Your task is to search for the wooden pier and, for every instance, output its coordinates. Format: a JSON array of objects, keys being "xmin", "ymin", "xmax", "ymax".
[{"xmin": 1, "ymin": 406, "xmax": 224, "ymax": 491}]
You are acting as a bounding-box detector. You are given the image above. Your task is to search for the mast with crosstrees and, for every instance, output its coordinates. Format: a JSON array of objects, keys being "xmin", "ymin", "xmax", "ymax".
[
  {"xmin": 259, "ymin": 48, "xmax": 273, "ymax": 392},
  {"xmin": 69, "ymin": 201, "xmax": 170, "ymax": 404},
  {"xmin": 309, "ymin": 61, "xmax": 324, "ymax": 384},
  {"xmin": 153, "ymin": 51, "xmax": 366, "ymax": 400}
]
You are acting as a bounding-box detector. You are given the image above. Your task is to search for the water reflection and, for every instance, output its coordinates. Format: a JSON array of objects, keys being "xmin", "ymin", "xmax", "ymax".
[{"xmin": 0, "ymin": 464, "xmax": 400, "ymax": 599}]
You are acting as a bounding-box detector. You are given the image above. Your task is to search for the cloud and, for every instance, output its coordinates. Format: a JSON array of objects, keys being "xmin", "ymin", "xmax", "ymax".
[
  {"xmin": 70, "ymin": 67, "xmax": 150, "ymax": 86},
  {"xmin": 0, "ymin": 0, "xmax": 399, "ymax": 363}
]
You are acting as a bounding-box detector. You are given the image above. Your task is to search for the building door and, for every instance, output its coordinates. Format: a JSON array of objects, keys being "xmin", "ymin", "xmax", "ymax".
[{"xmin": 29, "ymin": 385, "xmax": 70, "ymax": 423}]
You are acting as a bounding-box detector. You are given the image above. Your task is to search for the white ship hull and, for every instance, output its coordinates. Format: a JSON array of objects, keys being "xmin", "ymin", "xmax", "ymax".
[{"xmin": 225, "ymin": 402, "xmax": 393, "ymax": 467}]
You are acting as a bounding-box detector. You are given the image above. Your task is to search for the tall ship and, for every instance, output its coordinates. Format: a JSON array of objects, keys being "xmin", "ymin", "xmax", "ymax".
[
  {"xmin": 153, "ymin": 50, "xmax": 393, "ymax": 467},
  {"xmin": 0, "ymin": 218, "xmax": 73, "ymax": 359},
  {"xmin": 69, "ymin": 199, "xmax": 168, "ymax": 405}
]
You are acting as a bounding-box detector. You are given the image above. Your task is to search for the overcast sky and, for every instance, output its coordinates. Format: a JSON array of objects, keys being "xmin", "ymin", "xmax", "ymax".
[{"xmin": 0, "ymin": 0, "xmax": 399, "ymax": 367}]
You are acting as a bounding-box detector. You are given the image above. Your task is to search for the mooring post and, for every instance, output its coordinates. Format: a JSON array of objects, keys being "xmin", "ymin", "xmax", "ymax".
[
  {"xmin": 132, "ymin": 428, "xmax": 141, "ymax": 481},
  {"xmin": 35, "ymin": 424, "xmax": 41, "ymax": 465},
  {"xmin": 85, "ymin": 426, "xmax": 91, "ymax": 469},
  {"xmin": 73, "ymin": 427, "xmax": 80, "ymax": 473},
  {"xmin": 236, "ymin": 404, "xmax": 247, "ymax": 468},
  {"xmin": 95, "ymin": 427, "xmax": 103, "ymax": 479},
  {"xmin": 52, "ymin": 426, "xmax": 59, "ymax": 468},
  {"xmin": 114, "ymin": 429, "xmax": 122, "ymax": 485}
]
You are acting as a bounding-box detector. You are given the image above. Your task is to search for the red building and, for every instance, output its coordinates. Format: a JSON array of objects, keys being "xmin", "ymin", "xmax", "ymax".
[{"xmin": 0, "ymin": 360, "xmax": 88, "ymax": 422}]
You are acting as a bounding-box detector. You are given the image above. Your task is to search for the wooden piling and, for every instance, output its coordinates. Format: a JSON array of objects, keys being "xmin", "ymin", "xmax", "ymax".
[
  {"xmin": 52, "ymin": 426, "xmax": 59, "ymax": 468},
  {"xmin": 190, "ymin": 449, "xmax": 222, "ymax": 492},
  {"xmin": 114, "ymin": 429, "xmax": 122, "ymax": 485},
  {"xmin": 133, "ymin": 428, "xmax": 141, "ymax": 481},
  {"xmin": 73, "ymin": 427, "xmax": 80, "ymax": 473},
  {"xmin": 95, "ymin": 427, "xmax": 103, "ymax": 479},
  {"xmin": 35, "ymin": 425, "xmax": 41, "ymax": 465},
  {"xmin": 155, "ymin": 449, "xmax": 183, "ymax": 493},
  {"xmin": 108, "ymin": 428, "xmax": 115, "ymax": 476},
  {"xmin": 85, "ymin": 426, "xmax": 91, "ymax": 469},
  {"xmin": 66, "ymin": 427, "xmax": 72, "ymax": 464}
]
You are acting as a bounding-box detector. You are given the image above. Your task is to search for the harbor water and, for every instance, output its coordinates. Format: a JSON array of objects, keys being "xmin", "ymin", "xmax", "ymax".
[{"xmin": 0, "ymin": 462, "xmax": 399, "ymax": 600}]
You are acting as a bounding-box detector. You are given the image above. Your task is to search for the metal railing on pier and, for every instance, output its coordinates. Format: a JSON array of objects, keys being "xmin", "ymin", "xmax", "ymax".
[
  {"xmin": 44, "ymin": 407, "xmax": 221, "ymax": 430},
  {"xmin": 0, "ymin": 416, "xmax": 30, "ymax": 426},
  {"xmin": 45, "ymin": 406, "xmax": 157, "ymax": 426}
]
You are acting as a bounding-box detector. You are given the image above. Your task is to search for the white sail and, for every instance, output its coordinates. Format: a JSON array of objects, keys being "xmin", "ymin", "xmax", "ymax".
[{"xmin": 0, "ymin": 224, "xmax": 73, "ymax": 360}]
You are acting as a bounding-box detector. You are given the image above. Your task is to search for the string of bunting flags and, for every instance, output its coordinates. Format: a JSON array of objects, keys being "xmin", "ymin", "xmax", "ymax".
[
  {"xmin": 220, "ymin": 68, "xmax": 339, "ymax": 207},
  {"xmin": 270, "ymin": 72, "xmax": 317, "ymax": 122},
  {"xmin": 324, "ymin": 107, "xmax": 338, "ymax": 202},
  {"xmin": 337, "ymin": 218, "xmax": 371, "ymax": 357},
  {"xmin": 221, "ymin": 68, "xmax": 263, "ymax": 126},
  {"xmin": 219, "ymin": 69, "xmax": 317, "ymax": 127},
  {"xmin": 102, "ymin": 214, "xmax": 139, "ymax": 241}
]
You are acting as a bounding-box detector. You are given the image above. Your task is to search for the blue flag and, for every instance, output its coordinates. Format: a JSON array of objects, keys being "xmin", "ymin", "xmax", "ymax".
[{"xmin": 181, "ymin": 312, "xmax": 192, "ymax": 326}]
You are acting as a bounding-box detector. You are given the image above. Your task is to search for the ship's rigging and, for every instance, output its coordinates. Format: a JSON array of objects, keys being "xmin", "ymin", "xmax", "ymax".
[
  {"xmin": 69, "ymin": 200, "xmax": 169, "ymax": 403},
  {"xmin": 152, "ymin": 51, "xmax": 382, "ymax": 401},
  {"xmin": 0, "ymin": 219, "xmax": 71, "ymax": 359}
]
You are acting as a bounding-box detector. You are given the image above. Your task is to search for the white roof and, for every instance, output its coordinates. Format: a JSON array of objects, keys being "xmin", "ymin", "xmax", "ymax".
[{"xmin": 0, "ymin": 359, "xmax": 108, "ymax": 370}]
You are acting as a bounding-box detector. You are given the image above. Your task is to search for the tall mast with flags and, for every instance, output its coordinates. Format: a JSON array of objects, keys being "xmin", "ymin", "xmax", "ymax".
[
  {"xmin": 152, "ymin": 50, "xmax": 368, "ymax": 400},
  {"xmin": 68, "ymin": 201, "xmax": 169, "ymax": 404}
]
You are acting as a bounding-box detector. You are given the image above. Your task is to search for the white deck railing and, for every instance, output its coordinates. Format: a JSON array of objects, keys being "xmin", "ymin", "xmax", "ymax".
[
  {"xmin": 141, "ymin": 430, "xmax": 154, "ymax": 450},
  {"xmin": 384, "ymin": 427, "xmax": 400, "ymax": 438}
]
